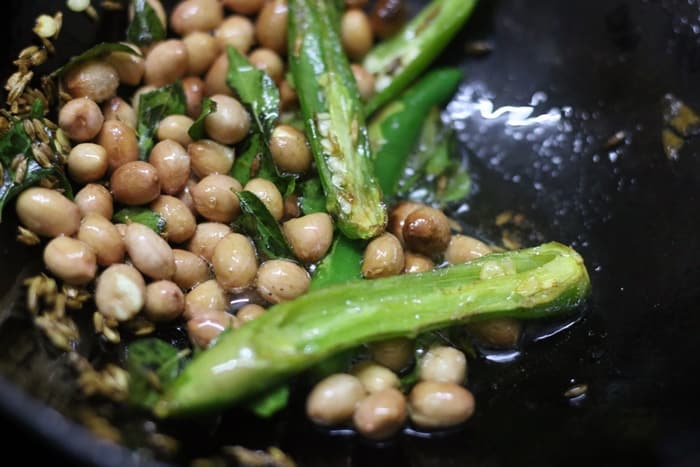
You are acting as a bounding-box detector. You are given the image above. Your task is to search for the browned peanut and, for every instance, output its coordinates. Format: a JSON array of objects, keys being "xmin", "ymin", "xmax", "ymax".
[
  {"xmin": 96, "ymin": 120, "xmax": 139, "ymax": 172},
  {"xmin": 222, "ymin": 0, "xmax": 264, "ymax": 15},
  {"xmin": 144, "ymin": 39, "xmax": 189, "ymax": 87},
  {"xmin": 191, "ymin": 174, "xmax": 242, "ymax": 222},
  {"xmin": 204, "ymin": 53, "xmax": 233, "ymax": 97},
  {"xmin": 466, "ymin": 318, "xmax": 521, "ymax": 349},
  {"xmin": 170, "ymin": 0, "xmax": 223, "ymax": 36},
  {"xmin": 144, "ymin": 280, "xmax": 185, "ymax": 322},
  {"xmin": 403, "ymin": 252, "xmax": 434, "ymax": 274},
  {"xmin": 110, "ymin": 161, "xmax": 161, "ymax": 205},
  {"xmin": 282, "ymin": 213, "xmax": 333, "ymax": 263},
  {"xmin": 148, "ymin": 139, "xmax": 191, "ymax": 195},
  {"xmin": 172, "ymin": 248, "xmax": 211, "ymax": 290},
  {"xmin": 95, "ymin": 264, "xmax": 146, "ymax": 321},
  {"xmin": 408, "ymin": 381, "xmax": 475, "ymax": 429},
  {"xmin": 212, "ymin": 233, "xmax": 258, "ymax": 291},
  {"xmin": 419, "ymin": 346, "xmax": 467, "ymax": 385},
  {"xmin": 214, "ymin": 15, "xmax": 255, "ymax": 54},
  {"xmin": 150, "ymin": 195, "xmax": 196, "ymax": 244},
  {"xmin": 67, "ymin": 143, "xmax": 108, "ymax": 184},
  {"xmin": 402, "ymin": 206, "xmax": 451, "ymax": 257},
  {"xmin": 105, "ymin": 43, "xmax": 145, "ymax": 86},
  {"xmin": 75, "ymin": 183, "xmax": 113, "ymax": 219},
  {"xmin": 182, "ymin": 76, "xmax": 207, "ymax": 118},
  {"xmin": 248, "ymin": 48, "xmax": 284, "ymax": 84},
  {"xmin": 306, "ymin": 374, "xmax": 365, "ymax": 426},
  {"xmin": 243, "ymin": 178, "xmax": 283, "ymax": 221},
  {"xmin": 362, "ymin": 233, "xmax": 404, "ymax": 279},
  {"xmin": 369, "ymin": 337, "xmax": 413, "ymax": 372},
  {"xmin": 124, "ymin": 223, "xmax": 175, "ymax": 280},
  {"xmin": 255, "ymin": 0, "xmax": 288, "ymax": 55},
  {"xmin": 444, "ymin": 235, "xmax": 492, "ymax": 264},
  {"xmin": 187, "ymin": 311, "xmax": 238, "ymax": 348},
  {"xmin": 16, "ymin": 187, "xmax": 80, "ymax": 237},
  {"xmin": 370, "ymin": 0, "xmax": 407, "ymax": 40},
  {"xmin": 77, "ymin": 213, "xmax": 125, "ymax": 267},
  {"xmin": 279, "ymin": 79, "xmax": 298, "ymax": 110},
  {"xmin": 351, "ymin": 361, "xmax": 400, "ymax": 394},
  {"xmin": 341, "ymin": 9, "xmax": 373, "ymax": 61},
  {"xmin": 351, "ymin": 64, "xmax": 375, "ymax": 101},
  {"xmin": 43, "ymin": 237, "xmax": 97, "ymax": 286},
  {"xmin": 187, "ymin": 222, "xmax": 232, "ymax": 262},
  {"xmin": 63, "ymin": 60, "xmax": 119, "ymax": 102},
  {"xmin": 188, "ymin": 139, "xmax": 235, "ymax": 177},
  {"xmin": 156, "ymin": 115, "xmax": 194, "ymax": 147},
  {"xmin": 353, "ymin": 388, "xmax": 407, "ymax": 440},
  {"xmin": 184, "ymin": 279, "xmax": 226, "ymax": 319},
  {"xmin": 256, "ymin": 259, "xmax": 310, "ymax": 304},
  {"xmin": 102, "ymin": 97, "xmax": 137, "ymax": 128},
  {"xmin": 58, "ymin": 97, "xmax": 104, "ymax": 142},
  {"xmin": 130, "ymin": 85, "xmax": 156, "ymax": 111},
  {"xmin": 183, "ymin": 31, "xmax": 220, "ymax": 76},
  {"xmin": 204, "ymin": 94, "xmax": 251, "ymax": 145},
  {"xmin": 388, "ymin": 201, "xmax": 420, "ymax": 244},
  {"xmin": 236, "ymin": 303, "xmax": 265, "ymax": 323},
  {"xmin": 269, "ymin": 124, "xmax": 312, "ymax": 174}
]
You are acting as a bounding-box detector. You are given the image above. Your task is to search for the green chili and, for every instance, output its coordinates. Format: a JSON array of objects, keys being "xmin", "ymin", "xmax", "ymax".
[
  {"xmin": 155, "ymin": 242, "xmax": 590, "ymax": 417},
  {"xmin": 370, "ymin": 68, "xmax": 463, "ymax": 196},
  {"xmin": 288, "ymin": 0, "xmax": 387, "ymax": 239},
  {"xmin": 363, "ymin": 0, "xmax": 478, "ymax": 116}
]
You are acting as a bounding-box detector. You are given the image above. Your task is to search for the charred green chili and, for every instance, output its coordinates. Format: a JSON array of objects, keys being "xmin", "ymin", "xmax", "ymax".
[
  {"xmin": 363, "ymin": 0, "xmax": 478, "ymax": 116},
  {"xmin": 155, "ymin": 242, "xmax": 590, "ymax": 417},
  {"xmin": 288, "ymin": 0, "xmax": 386, "ymax": 240}
]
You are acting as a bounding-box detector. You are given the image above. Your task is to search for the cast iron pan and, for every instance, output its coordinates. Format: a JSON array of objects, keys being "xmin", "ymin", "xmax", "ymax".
[{"xmin": 2, "ymin": 0, "xmax": 700, "ymax": 466}]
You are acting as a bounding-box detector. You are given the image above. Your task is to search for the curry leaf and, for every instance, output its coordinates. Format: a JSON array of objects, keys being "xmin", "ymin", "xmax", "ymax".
[
  {"xmin": 398, "ymin": 107, "xmax": 472, "ymax": 207},
  {"xmin": 225, "ymin": 46, "xmax": 294, "ymax": 194},
  {"xmin": 187, "ymin": 97, "xmax": 217, "ymax": 141},
  {"xmin": 113, "ymin": 207, "xmax": 166, "ymax": 233},
  {"xmin": 225, "ymin": 46, "xmax": 280, "ymax": 139},
  {"xmin": 231, "ymin": 132, "xmax": 263, "ymax": 185},
  {"xmin": 127, "ymin": 338, "xmax": 189, "ymax": 410},
  {"xmin": 127, "ymin": 0, "xmax": 166, "ymax": 46},
  {"xmin": 246, "ymin": 385, "xmax": 289, "ymax": 418},
  {"xmin": 136, "ymin": 82, "xmax": 187, "ymax": 160},
  {"xmin": 235, "ymin": 191, "xmax": 294, "ymax": 259},
  {"xmin": 50, "ymin": 42, "xmax": 139, "ymax": 78},
  {"xmin": 300, "ymin": 178, "xmax": 326, "ymax": 215}
]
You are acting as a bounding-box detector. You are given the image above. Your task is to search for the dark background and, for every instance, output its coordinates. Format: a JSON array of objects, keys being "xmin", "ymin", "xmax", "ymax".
[{"xmin": 2, "ymin": 0, "xmax": 700, "ymax": 466}]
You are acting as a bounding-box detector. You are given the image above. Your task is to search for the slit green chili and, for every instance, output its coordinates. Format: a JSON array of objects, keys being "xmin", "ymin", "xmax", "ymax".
[
  {"xmin": 155, "ymin": 242, "xmax": 590, "ymax": 417},
  {"xmin": 363, "ymin": 0, "xmax": 478, "ymax": 116},
  {"xmin": 288, "ymin": 0, "xmax": 387, "ymax": 240}
]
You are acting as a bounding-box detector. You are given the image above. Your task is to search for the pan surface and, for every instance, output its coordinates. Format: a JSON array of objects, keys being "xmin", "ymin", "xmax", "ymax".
[{"xmin": 1, "ymin": 0, "xmax": 700, "ymax": 466}]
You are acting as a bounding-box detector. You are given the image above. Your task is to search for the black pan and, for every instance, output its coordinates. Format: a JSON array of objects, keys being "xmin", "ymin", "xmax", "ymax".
[{"xmin": 2, "ymin": 0, "xmax": 700, "ymax": 466}]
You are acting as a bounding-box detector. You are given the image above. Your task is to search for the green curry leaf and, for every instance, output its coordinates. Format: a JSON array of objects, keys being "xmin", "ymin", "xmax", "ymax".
[
  {"xmin": 113, "ymin": 207, "xmax": 166, "ymax": 233},
  {"xmin": 187, "ymin": 97, "xmax": 217, "ymax": 141},
  {"xmin": 136, "ymin": 82, "xmax": 187, "ymax": 160},
  {"xmin": 126, "ymin": 0, "xmax": 167, "ymax": 46},
  {"xmin": 235, "ymin": 191, "xmax": 294, "ymax": 260},
  {"xmin": 127, "ymin": 338, "xmax": 189, "ymax": 410}
]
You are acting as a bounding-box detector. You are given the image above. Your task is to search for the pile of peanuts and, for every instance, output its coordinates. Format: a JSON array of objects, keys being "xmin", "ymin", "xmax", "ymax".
[
  {"xmin": 12, "ymin": 0, "xmax": 522, "ymax": 438},
  {"xmin": 307, "ymin": 345, "xmax": 475, "ymax": 440}
]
